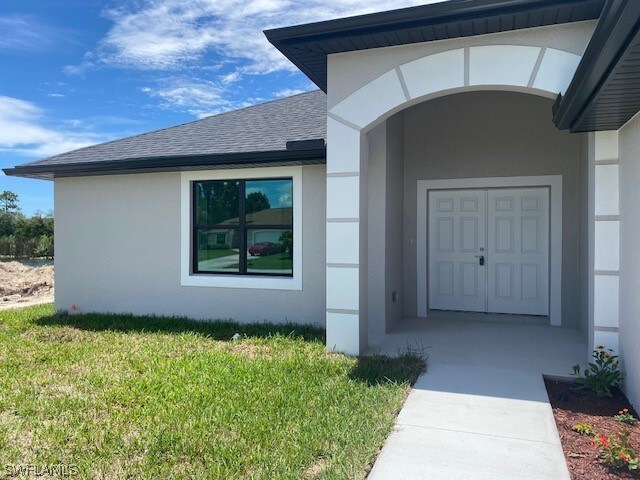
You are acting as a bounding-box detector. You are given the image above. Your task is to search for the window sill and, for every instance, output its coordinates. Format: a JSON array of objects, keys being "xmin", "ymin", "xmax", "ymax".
[{"xmin": 181, "ymin": 273, "xmax": 302, "ymax": 291}]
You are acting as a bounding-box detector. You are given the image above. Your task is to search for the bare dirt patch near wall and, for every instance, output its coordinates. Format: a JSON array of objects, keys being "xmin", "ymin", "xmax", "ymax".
[{"xmin": 0, "ymin": 260, "xmax": 54, "ymax": 310}]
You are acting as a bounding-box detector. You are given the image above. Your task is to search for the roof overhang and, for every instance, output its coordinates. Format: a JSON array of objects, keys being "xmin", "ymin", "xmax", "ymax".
[
  {"xmin": 2, "ymin": 148, "xmax": 327, "ymax": 180},
  {"xmin": 553, "ymin": 0, "xmax": 640, "ymax": 132},
  {"xmin": 265, "ymin": 0, "xmax": 605, "ymax": 92}
]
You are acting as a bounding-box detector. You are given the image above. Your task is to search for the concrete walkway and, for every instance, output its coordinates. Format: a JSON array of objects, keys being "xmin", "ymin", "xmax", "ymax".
[{"xmin": 368, "ymin": 315, "xmax": 585, "ymax": 480}]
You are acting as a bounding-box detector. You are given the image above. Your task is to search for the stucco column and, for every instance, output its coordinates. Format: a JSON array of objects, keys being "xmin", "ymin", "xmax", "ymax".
[
  {"xmin": 324, "ymin": 116, "xmax": 368, "ymax": 355},
  {"xmin": 589, "ymin": 131, "xmax": 621, "ymax": 353}
]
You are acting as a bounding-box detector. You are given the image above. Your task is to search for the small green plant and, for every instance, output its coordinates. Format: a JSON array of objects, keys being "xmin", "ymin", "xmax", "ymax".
[
  {"xmin": 593, "ymin": 431, "xmax": 639, "ymax": 471},
  {"xmin": 572, "ymin": 422, "xmax": 594, "ymax": 436},
  {"xmin": 572, "ymin": 346, "xmax": 622, "ymax": 397},
  {"xmin": 615, "ymin": 408, "xmax": 637, "ymax": 425}
]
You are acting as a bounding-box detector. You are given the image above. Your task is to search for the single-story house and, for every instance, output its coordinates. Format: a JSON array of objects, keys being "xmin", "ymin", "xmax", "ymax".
[{"xmin": 5, "ymin": 0, "xmax": 640, "ymax": 405}]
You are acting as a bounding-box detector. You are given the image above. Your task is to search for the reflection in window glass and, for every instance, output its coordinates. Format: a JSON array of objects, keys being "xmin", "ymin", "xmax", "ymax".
[
  {"xmin": 247, "ymin": 229, "xmax": 293, "ymax": 275},
  {"xmin": 194, "ymin": 180, "xmax": 240, "ymax": 226},
  {"xmin": 196, "ymin": 228, "xmax": 240, "ymax": 273},
  {"xmin": 245, "ymin": 179, "xmax": 293, "ymax": 225}
]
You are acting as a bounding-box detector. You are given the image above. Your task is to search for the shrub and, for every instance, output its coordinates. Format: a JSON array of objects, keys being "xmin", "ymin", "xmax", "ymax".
[
  {"xmin": 572, "ymin": 346, "xmax": 622, "ymax": 397},
  {"xmin": 593, "ymin": 431, "xmax": 639, "ymax": 471},
  {"xmin": 572, "ymin": 423, "xmax": 594, "ymax": 436},
  {"xmin": 615, "ymin": 409, "xmax": 637, "ymax": 425},
  {"xmin": 33, "ymin": 234, "xmax": 54, "ymax": 258}
]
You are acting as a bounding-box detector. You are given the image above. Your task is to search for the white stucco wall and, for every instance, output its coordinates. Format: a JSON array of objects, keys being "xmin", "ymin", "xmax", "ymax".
[
  {"xmin": 619, "ymin": 113, "xmax": 640, "ymax": 409},
  {"xmin": 367, "ymin": 114, "xmax": 405, "ymax": 343},
  {"xmin": 54, "ymin": 165, "xmax": 326, "ymax": 325},
  {"xmin": 578, "ymin": 135, "xmax": 591, "ymax": 342},
  {"xmin": 367, "ymin": 122, "xmax": 387, "ymax": 341},
  {"xmin": 384, "ymin": 113, "xmax": 405, "ymax": 331},
  {"xmin": 327, "ymin": 21, "xmax": 597, "ymax": 109},
  {"xmin": 401, "ymin": 91, "xmax": 587, "ymax": 328}
]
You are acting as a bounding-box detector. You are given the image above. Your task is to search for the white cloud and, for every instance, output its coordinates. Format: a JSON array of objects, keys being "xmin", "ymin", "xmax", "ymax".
[
  {"xmin": 141, "ymin": 78, "xmax": 252, "ymax": 117},
  {"xmin": 92, "ymin": 0, "xmax": 438, "ymax": 74},
  {"xmin": 63, "ymin": 52, "xmax": 96, "ymax": 76},
  {"xmin": 0, "ymin": 15, "xmax": 65, "ymax": 53},
  {"xmin": 0, "ymin": 96, "xmax": 109, "ymax": 157},
  {"xmin": 220, "ymin": 71, "xmax": 242, "ymax": 84},
  {"xmin": 274, "ymin": 88, "xmax": 305, "ymax": 98},
  {"xmin": 62, "ymin": 0, "xmax": 443, "ymax": 116},
  {"xmin": 47, "ymin": 93, "xmax": 65, "ymax": 98}
]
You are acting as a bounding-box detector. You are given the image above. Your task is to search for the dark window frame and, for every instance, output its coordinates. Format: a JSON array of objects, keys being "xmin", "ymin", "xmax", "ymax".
[{"xmin": 191, "ymin": 177, "xmax": 294, "ymax": 277}]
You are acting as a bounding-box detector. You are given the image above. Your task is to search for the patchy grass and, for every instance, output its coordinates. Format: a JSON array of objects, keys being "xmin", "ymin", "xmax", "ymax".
[{"xmin": 0, "ymin": 304, "xmax": 425, "ymax": 479}]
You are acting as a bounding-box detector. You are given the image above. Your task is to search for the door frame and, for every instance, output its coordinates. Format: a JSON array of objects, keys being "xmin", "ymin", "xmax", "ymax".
[{"xmin": 417, "ymin": 175, "xmax": 563, "ymax": 326}]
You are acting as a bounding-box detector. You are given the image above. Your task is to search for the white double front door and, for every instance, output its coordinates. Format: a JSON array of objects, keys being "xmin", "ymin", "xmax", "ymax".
[{"xmin": 428, "ymin": 188, "xmax": 550, "ymax": 316}]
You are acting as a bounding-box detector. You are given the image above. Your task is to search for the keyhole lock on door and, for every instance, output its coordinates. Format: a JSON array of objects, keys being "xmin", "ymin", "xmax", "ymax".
[{"xmin": 475, "ymin": 255, "xmax": 485, "ymax": 266}]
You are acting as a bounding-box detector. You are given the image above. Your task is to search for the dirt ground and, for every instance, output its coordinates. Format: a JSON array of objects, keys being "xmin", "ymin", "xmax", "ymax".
[
  {"xmin": 546, "ymin": 380, "xmax": 640, "ymax": 480},
  {"xmin": 0, "ymin": 260, "xmax": 54, "ymax": 310}
]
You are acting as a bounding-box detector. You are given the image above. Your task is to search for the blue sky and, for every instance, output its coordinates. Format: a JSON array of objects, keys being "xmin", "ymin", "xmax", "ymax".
[{"xmin": 0, "ymin": 0, "xmax": 435, "ymax": 215}]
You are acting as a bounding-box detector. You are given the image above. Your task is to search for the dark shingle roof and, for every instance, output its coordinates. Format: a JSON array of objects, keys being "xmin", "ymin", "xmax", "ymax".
[{"xmin": 4, "ymin": 90, "xmax": 326, "ymax": 179}]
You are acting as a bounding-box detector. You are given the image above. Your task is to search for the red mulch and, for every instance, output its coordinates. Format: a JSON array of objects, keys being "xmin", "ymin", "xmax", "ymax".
[{"xmin": 546, "ymin": 380, "xmax": 640, "ymax": 480}]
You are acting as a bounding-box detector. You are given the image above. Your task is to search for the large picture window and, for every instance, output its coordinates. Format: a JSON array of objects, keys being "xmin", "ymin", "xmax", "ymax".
[{"xmin": 192, "ymin": 178, "xmax": 293, "ymax": 277}]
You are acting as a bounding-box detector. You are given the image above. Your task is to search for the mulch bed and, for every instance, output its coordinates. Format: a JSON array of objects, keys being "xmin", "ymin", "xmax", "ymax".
[{"xmin": 546, "ymin": 380, "xmax": 640, "ymax": 480}]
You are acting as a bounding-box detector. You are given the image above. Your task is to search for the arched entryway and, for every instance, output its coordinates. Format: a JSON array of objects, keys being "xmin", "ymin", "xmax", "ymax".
[{"xmin": 325, "ymin": 45, "xmax": 585, "ymax": 355}]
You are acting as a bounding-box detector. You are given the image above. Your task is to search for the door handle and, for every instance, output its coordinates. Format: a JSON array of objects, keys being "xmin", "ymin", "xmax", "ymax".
[{"xmin": 475, "ymin": 255, "xmax": 485, "ymax": 266}]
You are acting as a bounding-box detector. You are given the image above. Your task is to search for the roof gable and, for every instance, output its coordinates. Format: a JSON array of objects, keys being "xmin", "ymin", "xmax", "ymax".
[{"xmin": 265, "ymin": 0, "xmax": 605, "ymax": 92}]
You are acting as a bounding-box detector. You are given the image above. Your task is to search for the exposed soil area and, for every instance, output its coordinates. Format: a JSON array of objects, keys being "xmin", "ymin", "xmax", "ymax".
[
  {"xmin": 0, "ymin": 260, "xmax": 54, "ymax": 310},
  {"xmin": 546, "ymin": 379, "xmax": 640, "ymax": 479}
]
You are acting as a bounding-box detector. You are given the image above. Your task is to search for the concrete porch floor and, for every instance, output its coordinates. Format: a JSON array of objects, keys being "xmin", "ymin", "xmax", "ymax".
[
  {"xmin": 367, "ymin": 313, "xmax": 587, "ymax": 480},
  {"xmin": 369, "ymin": 312, "xmax": 586, "ymax": 377}
]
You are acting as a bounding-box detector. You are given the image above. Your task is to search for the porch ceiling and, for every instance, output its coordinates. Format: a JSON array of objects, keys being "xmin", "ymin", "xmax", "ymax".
[{"xmin": 265, "ymin": 0, "xmax": 605, "ymax": 92}]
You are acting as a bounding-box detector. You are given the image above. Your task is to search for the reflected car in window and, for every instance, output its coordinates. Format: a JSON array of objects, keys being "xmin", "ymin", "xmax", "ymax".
[{"xmin": 248, "ymin": 241, "xmax": 282, "ymax": 256}]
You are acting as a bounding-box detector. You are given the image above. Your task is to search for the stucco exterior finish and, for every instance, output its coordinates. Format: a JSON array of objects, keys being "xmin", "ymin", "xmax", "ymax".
[
  {"xmin": 54, "ymin": 165, "xmax": 326, "ymax": 325},
  {"xmin": 619, "ymin": 113, "xmax": 640, "ymax": 409},
  {"xmin": 367, "ymin": 114, "xmax": 405, "ymax": 343},
  {"xmin": 400, "ymin": 91, "xmax": 586, "ymax": 328},
  {"xmin": 327, "ymin": 21, "xmax": 597, "ymax": 108},
  {"xmin": 384, "ymin": 114, "xmax": 405, "ymax": 332}
]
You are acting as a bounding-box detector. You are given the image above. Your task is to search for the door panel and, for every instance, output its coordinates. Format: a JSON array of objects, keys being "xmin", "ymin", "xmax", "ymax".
[
  {"xmin": 487, "ymin": 188, "xmax": 549, "ymax": 315},
  {"xmin": 429, "ymin": 190, "xmax": 487, "ymax": 312}
]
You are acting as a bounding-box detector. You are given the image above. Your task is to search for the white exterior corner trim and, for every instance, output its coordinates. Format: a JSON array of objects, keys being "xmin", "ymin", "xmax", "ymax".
[
  {"xmin": 329, "ymin": 45, "xmax": 582, "ymax": 131},
  {"xmin": 180, "ymin": 166, "xmax": 303, "ymax": 290},
  {"xmin": 416, "ymin": 175, "xmax": 563, "ymax": 326},
  {"xmin": 591, "ymin": 131, "xmax": 621, "ymax": 354}
]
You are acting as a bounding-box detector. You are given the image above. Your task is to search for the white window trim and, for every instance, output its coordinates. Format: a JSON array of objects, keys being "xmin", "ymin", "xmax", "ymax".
[
  {"xmin": 416, "ymin": 175, "xmax": 563, "ymax": 326},
  {"xmin": 181, "ymin": 166, "xmax": 303, "ymax": 290}
]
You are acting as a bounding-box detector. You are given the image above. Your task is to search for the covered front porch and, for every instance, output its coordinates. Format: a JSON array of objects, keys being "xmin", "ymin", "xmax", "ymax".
[
  {"xmin": 332, "ymin": 89, "xmax": 597, "ymax": 364},
  {"xmin": 323, "ymin": 22, "xmax": 622, "ymax": 361}
]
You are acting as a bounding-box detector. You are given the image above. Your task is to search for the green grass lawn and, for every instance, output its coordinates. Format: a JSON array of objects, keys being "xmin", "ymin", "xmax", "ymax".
[
  {"xmin": 247, "ymin": 252, "xmax": 292, "ymax": 271},
  {"xmin": 0, "ymin": 304, "xmax": 425, "ymax": 479},
  {"xmin": 225, "ymin": 252, "xmax": 293, "ymax": 272}
]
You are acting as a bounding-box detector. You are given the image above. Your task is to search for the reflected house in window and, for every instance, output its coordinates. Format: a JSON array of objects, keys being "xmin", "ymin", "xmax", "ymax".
[{"xmin": 212, "ymin": 207, "xmax": 293, "ymax": 253}]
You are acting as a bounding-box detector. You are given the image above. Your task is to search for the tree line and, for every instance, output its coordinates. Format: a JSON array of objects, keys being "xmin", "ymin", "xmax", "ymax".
[{"xmin": 0, "ymin": 191, "xmax": 54, "ymax": 259}]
